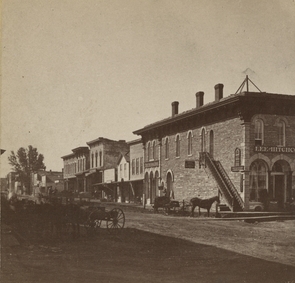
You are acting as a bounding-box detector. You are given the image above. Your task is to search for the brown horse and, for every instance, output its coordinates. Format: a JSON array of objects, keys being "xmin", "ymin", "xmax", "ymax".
[{"xmin": 190, "ymin": 196, "xmax": 220, "ymax": 217}]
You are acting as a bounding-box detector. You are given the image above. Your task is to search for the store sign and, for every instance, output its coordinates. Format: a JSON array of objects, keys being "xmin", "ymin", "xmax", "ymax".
[
  {"xmin": 231, "ymin": 166, "xmax": 244, "ymax": 172},
  {"xmin": 145, "ymin": 160, "xmax": 159, "ymax": 168},
  {"xmin": 254, "ymin": 146, "xmax": 295, "ymax": 153},
  {"xmin": 185, "ymin": 160, "xmax": 195, "ymax": 168}
]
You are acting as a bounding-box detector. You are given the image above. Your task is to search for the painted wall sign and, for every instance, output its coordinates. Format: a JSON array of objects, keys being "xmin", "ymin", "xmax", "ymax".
[
  {"xmin": 185, "ymin": 160, "xmax": 195, "ymax": 168},
  {"xmin": 231, "ymin": 166, "xmax": 245, "ymax": 172},
  {"xmin": 145, "ymin": 160, "xmax": 159, "ymax": 168},
  {"xmin": 254, "ymin": 146, "xmax": 295, "ymax": 153}
]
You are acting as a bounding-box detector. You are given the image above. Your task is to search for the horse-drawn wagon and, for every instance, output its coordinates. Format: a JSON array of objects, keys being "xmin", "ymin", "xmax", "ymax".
[
  {"xmin": 49, "ymin": 191, "xmax": 126, "ymax": 234},
  {"xmin": 83, "ymin": 206, "xmax": 125, "ymax": 234},
  {"xmin": 5, "ymin": 191, "xmax": 126, "ymax": 239},
  {"xmin": 153, "ymin": 195, "xmax": 220, "ymax": 217}
]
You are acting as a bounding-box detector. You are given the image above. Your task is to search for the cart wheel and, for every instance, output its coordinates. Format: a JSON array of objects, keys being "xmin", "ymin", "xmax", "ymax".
[
  {"xmin": 106, "ymin": 208, "xmax": 125, "ymax": 232},
  {"xmin": 85, "ymin": 210, "xmax": 102, "ymax": 234}
]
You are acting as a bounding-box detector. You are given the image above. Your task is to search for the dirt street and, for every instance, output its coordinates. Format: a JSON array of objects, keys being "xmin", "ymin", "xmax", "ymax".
[{"xmin": 1, "ymin": 205, "xmax": 295, "ymax": 283}]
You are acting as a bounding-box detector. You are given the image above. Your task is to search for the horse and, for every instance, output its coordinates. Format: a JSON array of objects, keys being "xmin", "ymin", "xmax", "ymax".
[{"xmin": 190, "ymin": 195, "xmax": 220, "ymax": 217}]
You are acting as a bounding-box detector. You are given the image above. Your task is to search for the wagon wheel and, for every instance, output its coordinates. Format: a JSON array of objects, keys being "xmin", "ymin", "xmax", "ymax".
[
  {"xmin": 84, "ymin": 210, "xmax": 102, "ymax": 234},
  {"xmin": 106, "ymin": 208, "xmax": 125, "ymax": 233}
]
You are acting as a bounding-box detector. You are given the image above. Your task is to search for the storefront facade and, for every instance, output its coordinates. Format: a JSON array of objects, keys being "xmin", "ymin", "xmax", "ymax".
[{"xmin": 134, "ymin": 83, "xmax": 295, "ymax": 212}]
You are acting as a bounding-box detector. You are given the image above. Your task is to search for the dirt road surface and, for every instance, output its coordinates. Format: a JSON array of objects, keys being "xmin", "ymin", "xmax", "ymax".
[{"xmin": 2, "ymin": 205, "xmax": 295, "ymax": 283}]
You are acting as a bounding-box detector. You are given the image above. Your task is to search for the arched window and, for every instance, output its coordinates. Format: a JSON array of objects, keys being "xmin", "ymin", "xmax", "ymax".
[
  {"xmin": 234, "ymin": 148, "xmax": 241, "ymax": 166},
  {"xmin": 187, "ymin": 131, "xmax": 192, "ymax": 155},
  {"xmin": 176, "ymin": 135, "xmax": 180, "ymax": 157},
  {"xmin": 152, "ymin": 140, "xmax": 156, "ymax": 160},
  {"xmin": 201, "ymin": 128, "xmax": 206, "ymax": 152},
  {"xmin": 249, "ymin": 160, "xmax": 268, "ymax": 202},
  {"xmin": 209, "ymin": 130, "xmax": 214, "ymax": 157},
  {"xmin": 254, "ymin": 119, "xmax": 264, "ymax": 145},
  {"xmin": 165, "ymin": 137, "xmax": 169, "ymax": 159},
  {"xmin": 277, "ymin": 120, "xmax": 286, "ymax": 146}
]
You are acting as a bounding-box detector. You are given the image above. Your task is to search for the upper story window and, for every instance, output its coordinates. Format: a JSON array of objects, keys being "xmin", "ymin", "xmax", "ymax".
[
  {"xmin": 176, "ymin": 134, "xmax": 180, "ymax": 157},
  {"xmin": 209, "ymin": 130, "xmax": 214, "ymax": 157},
  {"xmin": 124, "ymin": 163, "xmax": 127, "ymax": 178},
  {"xmin": 99, "ymin": 151, "xmax": 102, "ymax": 167},
  {"xmin": 201, "ymin": 128, "xmax": 206, "ymax": 152},
  {"xmin": 152, "ymin": 141, "xmax": 156, "ymax": 160},
  {"xmin": 136, "ymin": 158, "xmax": 139, "ymax": 174},
  {"xmin": 165, "ymin": 137, "xmax": 169, "ymax": 159},
  {"xmin": 91, "ymin": 153, "xmax": 94, "ymax": 168},
  {"xmin": 120, "ymin": 164, "xmax": 122, "ymax": 178},
  {"xmin": 147, "ymin": 142, "xmax": 151, "ymax": 161},
  {"xmin": 277, "ymin": 119, "xmax": 286, "ymax": 146},
  {"xmin": 234, "ymin": 148, "xmax": 241, "ymax": 166},
  {"xmin": 187, "ymin": 131, "xmax": 192, "ymax": 155},
  {"xmin": 132, "ymin": 159, "xmax": 135, "ymax": 175},
  {"xmin": 254, "ymin": 119, "xmax": 264, "ymax": 145},
  {"xmin": 95, "ymin": 152, "xmax": 98, "ymax": 167}
]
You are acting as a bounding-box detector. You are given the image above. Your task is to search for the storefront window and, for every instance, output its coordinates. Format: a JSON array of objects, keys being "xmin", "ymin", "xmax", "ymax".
[{"xmin": 249, "ymin": 160, "xmax": 268, "ymax": 202}]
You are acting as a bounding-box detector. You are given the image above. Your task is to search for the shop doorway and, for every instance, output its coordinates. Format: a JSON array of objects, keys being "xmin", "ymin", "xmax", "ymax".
[
  {"xmin": 274, "ymin": 175, "xmax": 284, "ymax": 209},
  {"xmin": 271, "ymin": 160, "xmax": 291, "ymax": 210},
  {"xmin": 150, "ymin": 172, "xmax": 155, "ymax": 204}
]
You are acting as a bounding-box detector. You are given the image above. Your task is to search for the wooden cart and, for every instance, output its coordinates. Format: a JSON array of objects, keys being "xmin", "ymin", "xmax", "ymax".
[{"xmin": 84, "ymin": 206, "xmax": 125, "ymax": 234}]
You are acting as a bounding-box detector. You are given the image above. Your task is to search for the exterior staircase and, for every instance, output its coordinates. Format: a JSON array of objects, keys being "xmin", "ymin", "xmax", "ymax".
[{"xmin": 199, "ymin": 152, "xmax": 244, "ymax": 212}]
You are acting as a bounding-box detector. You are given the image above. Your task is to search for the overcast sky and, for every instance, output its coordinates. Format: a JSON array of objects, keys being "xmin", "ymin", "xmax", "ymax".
[{"xmin": 1, "ymin": 0, "xmax": 295, "ymax": 177}]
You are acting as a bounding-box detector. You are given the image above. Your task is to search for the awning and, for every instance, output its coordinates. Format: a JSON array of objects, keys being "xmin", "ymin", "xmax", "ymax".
[
  {"xmin": 75, "ymin": 170, "xmax": 89, "ymax": 176},
  {"xmin": 92, "ymin": 182, "xmax": 115, "ymax": 194},
  {"xmin": 85, "ymin": 170, "xmax": 98, "ymax": 177}
]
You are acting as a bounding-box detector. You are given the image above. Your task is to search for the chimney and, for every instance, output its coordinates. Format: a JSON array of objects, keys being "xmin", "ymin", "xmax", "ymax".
[
  {"xmin": 171, "ymin": 101, "xmax": 179, "ymax": 117},
  {"xmin": 215, "ymin": 83, "xmax": 224, "ymax": 101},
  {"xmin": 195, "ymin": 91, "xmax": 204, "ymax": 108}
]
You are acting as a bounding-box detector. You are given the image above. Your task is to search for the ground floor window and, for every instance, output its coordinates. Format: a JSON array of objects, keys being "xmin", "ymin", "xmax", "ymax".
[{"xmin": 249, "ymin": 160, "xmax": 268, "ymax": 202}]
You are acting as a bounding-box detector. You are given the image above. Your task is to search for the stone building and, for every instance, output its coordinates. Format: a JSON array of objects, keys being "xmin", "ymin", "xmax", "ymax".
[{"xmin": 134, "ymin": 79, "xmax": 295, "ymax": 212}]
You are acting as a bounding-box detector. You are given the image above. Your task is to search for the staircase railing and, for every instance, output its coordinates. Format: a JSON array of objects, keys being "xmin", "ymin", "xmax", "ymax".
[
  {"xmin": 214, "ymin": 160, "xmax": 244, "ymax": 210},
  {"xmin": 199, "ymin": 152, "xmax": 244, "ymax": 211}
]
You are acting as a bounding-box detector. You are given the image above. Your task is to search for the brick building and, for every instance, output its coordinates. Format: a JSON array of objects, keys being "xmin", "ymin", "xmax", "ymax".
[
  {"xmin": 85, "ymin": 137, "xmax": 128, "ymax": 199},
  {"xmin": 62, "ymin": 146, "xmax": 90, "ymax": 193},
  {"xmin": 134, "ymin": 80, "xmax": 295, "ymax": 212}
]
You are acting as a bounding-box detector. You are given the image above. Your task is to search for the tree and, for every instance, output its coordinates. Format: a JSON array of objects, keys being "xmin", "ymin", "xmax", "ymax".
[{"xmin": 8, "ymin": 145, "xmax": 45, "ymax": 194}]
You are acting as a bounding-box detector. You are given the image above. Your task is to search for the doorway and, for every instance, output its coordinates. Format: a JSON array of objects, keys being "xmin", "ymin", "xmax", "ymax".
[
  {"xmin": 274, "ymin": 175, "xmax": 284, "ymax": 209},
  {"xmin": 271, "ymin": 160, "xmax": 291, "ymax": 210}
]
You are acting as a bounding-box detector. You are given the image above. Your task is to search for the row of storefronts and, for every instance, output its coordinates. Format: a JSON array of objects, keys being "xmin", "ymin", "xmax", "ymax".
[{"xmin": 61, "ymin": 138, "xmax": 144, "ymax": 203}]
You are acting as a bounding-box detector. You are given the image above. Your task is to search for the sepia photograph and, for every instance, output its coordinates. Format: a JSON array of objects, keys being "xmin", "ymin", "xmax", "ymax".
[{"xmin": 1, "ymin": 0, "xmax": 295, "ymax": 282}]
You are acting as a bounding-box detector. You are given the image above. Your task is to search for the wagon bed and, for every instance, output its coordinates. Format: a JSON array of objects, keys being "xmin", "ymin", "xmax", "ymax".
[{"xmin": 82, "ymin": 206, "xmax": 125, "ymax": 233}]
